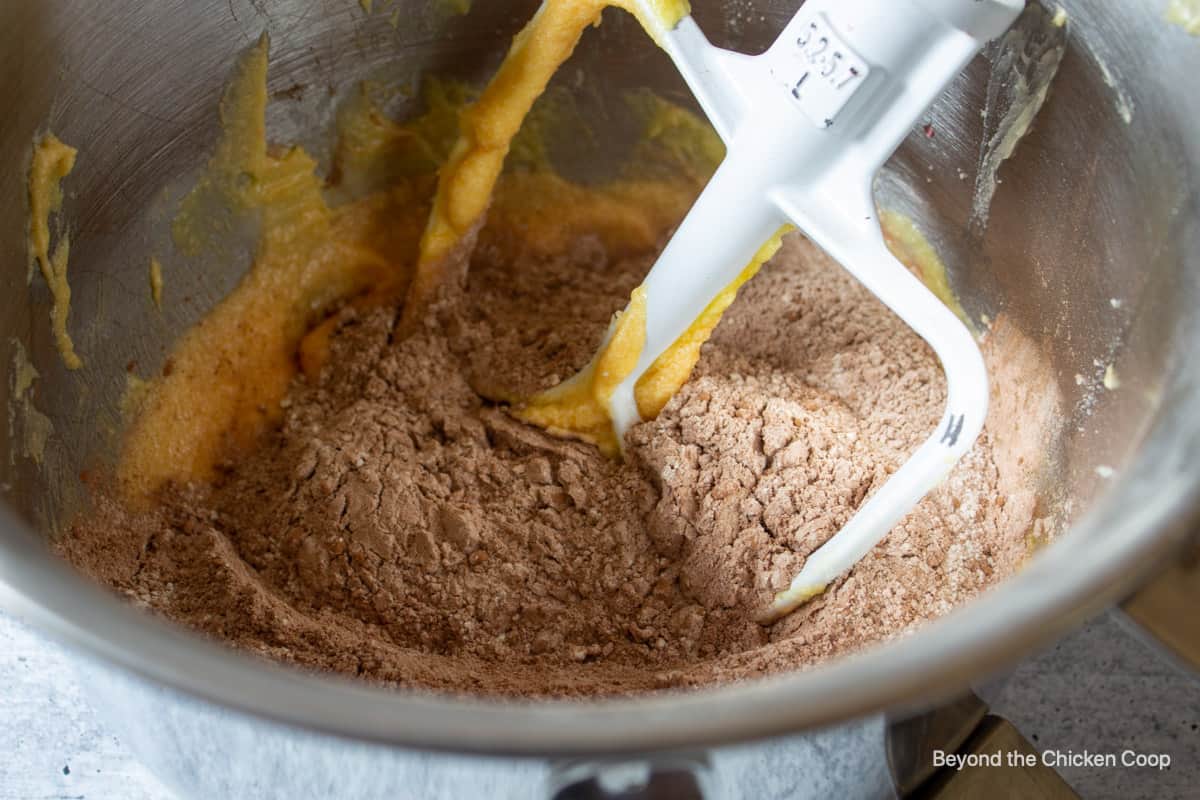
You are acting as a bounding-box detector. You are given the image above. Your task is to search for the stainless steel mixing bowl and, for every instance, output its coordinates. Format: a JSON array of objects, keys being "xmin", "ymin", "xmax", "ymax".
[{"xmin": 1, "ymin": 0, "xmax": 1197, "ymax": 776}]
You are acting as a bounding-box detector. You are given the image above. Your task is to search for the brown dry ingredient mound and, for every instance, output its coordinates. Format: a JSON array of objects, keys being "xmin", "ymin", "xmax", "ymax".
[{"xmin": 62, "ymin": 233, "xmax": 1056, "ymax": 697}]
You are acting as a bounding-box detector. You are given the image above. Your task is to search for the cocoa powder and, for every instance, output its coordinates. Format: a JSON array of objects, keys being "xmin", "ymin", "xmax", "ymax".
[{"xmin": 60, "ymin": 232, "xmax": 1058, "ymax": 696}]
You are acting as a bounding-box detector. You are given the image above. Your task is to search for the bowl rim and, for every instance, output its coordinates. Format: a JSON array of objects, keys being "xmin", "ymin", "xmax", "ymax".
[{"xmin": 2, "ymin": 421, "xmax": 1197, "ymax": 756}]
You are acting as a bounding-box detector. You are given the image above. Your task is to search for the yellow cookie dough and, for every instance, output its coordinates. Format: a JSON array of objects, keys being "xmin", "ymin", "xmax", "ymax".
[
  {"xmin": 117, "ymin": 26, "xmax": 715, "ymax": 499},
  {"xmin": 121, "ymin": 35, "xmax": 421, "ymax": 500},
  {"xmin": 517, "ymin": 227, "xmax": 791, "ymax": 454},
  {"xmin": 9, "ymin": 338, "xmax": 54, "ymax": 464},
  {"xmin": 880, "ymin": 210, "xmax": 973, "ymax": 331},
  {"xmin": 404, "ymin": 0, "xmax": 691, "ymax": 329},
  {"xmin": 405, "ymin": 0, "xmax": 801, "ymax": 452},
  {"xmin": 149, "ymin": 257, "xmax": 164, "ymax": 310},
  {"xmin": 28, "ymin": 134, "xmax": 82, "ymax": 370}
]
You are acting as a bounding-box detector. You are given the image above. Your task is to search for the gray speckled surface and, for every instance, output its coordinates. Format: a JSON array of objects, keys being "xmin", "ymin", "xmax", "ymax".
[
  {"xmin": 0, "ymin": 613, "xmax": 173, "ymax": 800},
  {"xmin": 991, "ymin": 614, "xmax": 1200, "ymax": 799},
  {"xmin": 1, "ymin": 609, "xmax": 1197, "ymax": 800}
]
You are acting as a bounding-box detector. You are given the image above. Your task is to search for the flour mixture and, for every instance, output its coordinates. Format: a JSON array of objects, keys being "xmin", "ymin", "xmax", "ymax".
[{"xmin": 63, "ymin": 229, "xmax": 1056, "ymax": 696}]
